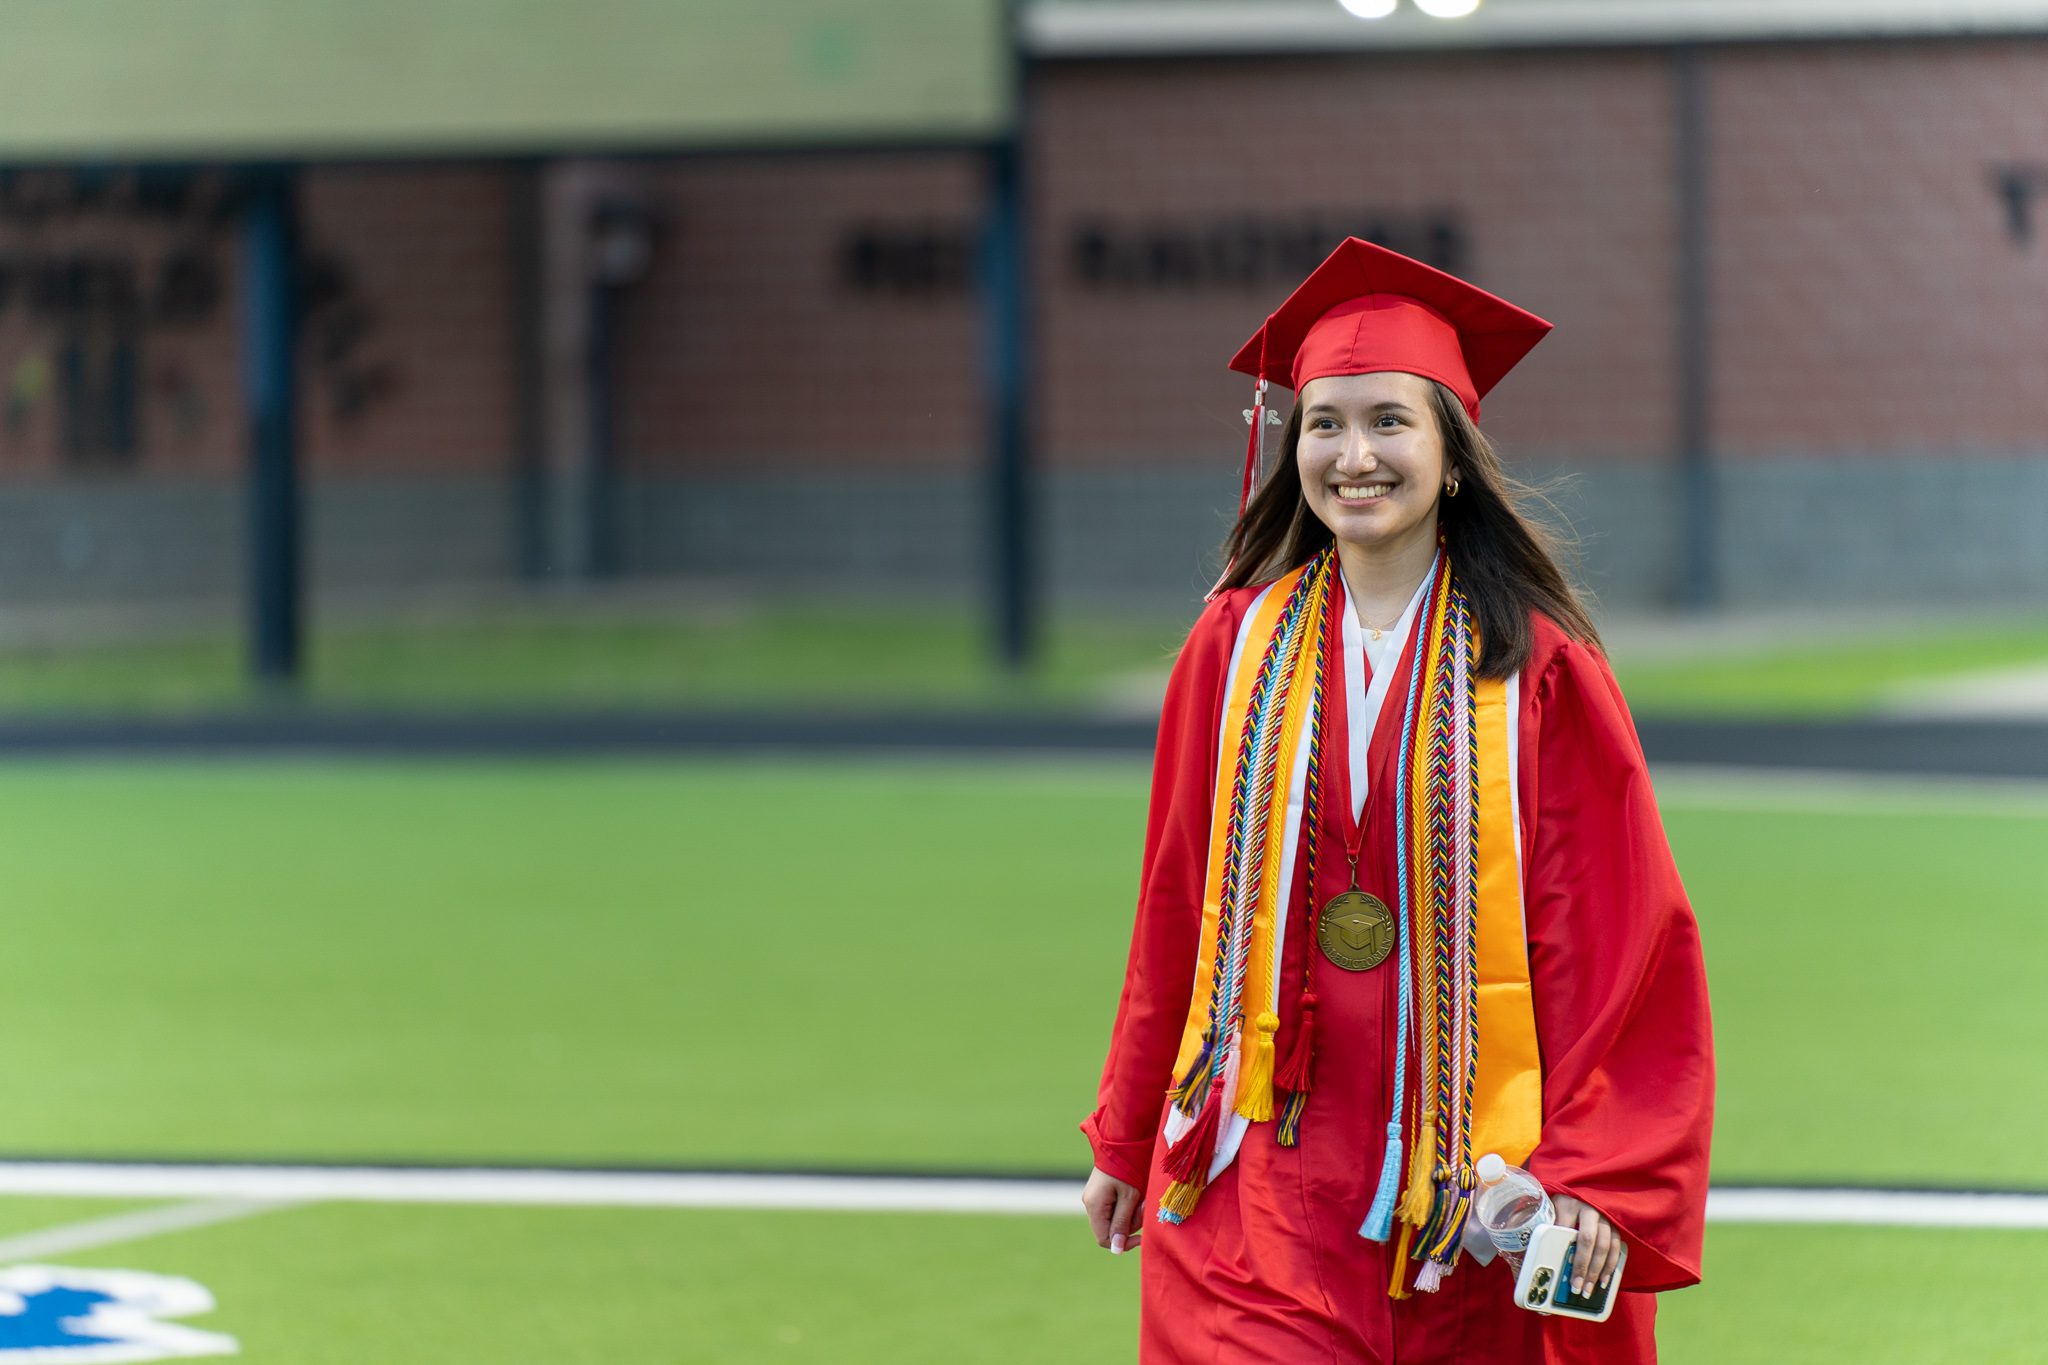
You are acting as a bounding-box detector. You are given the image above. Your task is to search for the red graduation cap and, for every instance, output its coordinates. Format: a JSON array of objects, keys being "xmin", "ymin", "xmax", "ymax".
[
  {"xmin": 1208, "ymin": 240, "xmax": 1554, "ymax": 596},
  {"xmin": 1229, "ymin": 237, "xmax": 1552, "ymax": 422}
]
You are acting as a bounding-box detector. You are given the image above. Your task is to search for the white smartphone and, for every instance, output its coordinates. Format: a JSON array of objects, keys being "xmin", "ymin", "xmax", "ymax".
[{"xmin": 1512, "ymin": 1222, "xmax": 1625, "ymax": 1323}]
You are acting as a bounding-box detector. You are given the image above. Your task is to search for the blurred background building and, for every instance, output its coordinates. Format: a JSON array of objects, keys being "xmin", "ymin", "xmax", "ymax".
[{"xmin": 0, "ymin": 0, "xmax": 2044, "ymax": 675}]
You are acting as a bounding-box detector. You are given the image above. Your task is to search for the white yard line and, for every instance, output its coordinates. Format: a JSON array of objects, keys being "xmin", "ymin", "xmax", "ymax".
[
  {"xmin": 1650, "ymin": 763, "xmax": 2048, "ymax": 816},
  {"xmin": 0, "ymin": 1199, "xmax": 293, "ymax": 1262},
  {"xmin": 0, "ymin": 1163, "xmax": 2039, "ymax": 1230},
  {"xmin": 0, "ymin": 1164, "xmax": 1085, "ymax": 1216},
  {"xmin": 1708, "ymin": 1187, "xmax": 2048, "ymax": 1229}
]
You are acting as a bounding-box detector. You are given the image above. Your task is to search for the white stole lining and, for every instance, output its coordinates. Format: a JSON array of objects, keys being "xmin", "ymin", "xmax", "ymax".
[
  {"xmin": 1162, "ymin": 583, "xmax": 1276, "ymax": 1153},
  {"xmin": 1506, "ymin": 669, "xmax": 1526, "ymax": 937}
]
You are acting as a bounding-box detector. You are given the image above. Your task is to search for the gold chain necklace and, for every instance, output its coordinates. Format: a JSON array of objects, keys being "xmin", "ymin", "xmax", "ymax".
[{"xmin": 1359, "ymin": 610, "xmax": 1402, "ymax": 642}]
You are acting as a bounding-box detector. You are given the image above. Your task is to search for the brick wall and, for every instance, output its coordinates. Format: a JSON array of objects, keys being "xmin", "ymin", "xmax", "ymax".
[
  {"xmin": 618, "ymin": 154, "xmax": 982, "ymax": 473},
  {"xmin": 1708, "ymin": 41, "xmax": 2048, "ymax": 457},
  {"xmin": 1031, "ymin": 50, "xmax": 1677, "ymax": 469},
  {"xmin": 1, "ymin": 38, "xmax": 2046, "ymax": 609},
  {"xmin": 6, "ymin": 40, "xmax": 2044, "ymax": 484},
  {"xmin": 299, "ymin": 163, "xmax": 515, "ymax": 475}
]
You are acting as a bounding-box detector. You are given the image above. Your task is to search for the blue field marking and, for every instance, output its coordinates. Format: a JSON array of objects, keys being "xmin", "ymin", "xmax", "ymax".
[
  {"xmin": 0, "ymin": 1285, "xmax": 123, "ymax": 1351},
  {"xmin": 0, "ymin": 1266, "xmax": 236, "ymax": 1362}
]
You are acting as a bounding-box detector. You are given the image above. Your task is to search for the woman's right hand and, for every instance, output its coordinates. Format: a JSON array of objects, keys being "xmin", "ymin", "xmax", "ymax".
[{"xmin": 1082, "ymin": 1167, "xmax": 1144, "ymax": 1254}]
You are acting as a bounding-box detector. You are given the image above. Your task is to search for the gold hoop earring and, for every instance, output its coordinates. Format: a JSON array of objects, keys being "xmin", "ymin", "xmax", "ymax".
[{"xmin": 1445, "ymin": 478, "xmax": 1461, "ymax": 498}]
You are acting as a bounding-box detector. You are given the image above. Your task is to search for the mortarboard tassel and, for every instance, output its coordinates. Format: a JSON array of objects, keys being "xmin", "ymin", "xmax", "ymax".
[{"xmin": 1236, "ymin": 378, "xmax": 1268, "ymax": 516}]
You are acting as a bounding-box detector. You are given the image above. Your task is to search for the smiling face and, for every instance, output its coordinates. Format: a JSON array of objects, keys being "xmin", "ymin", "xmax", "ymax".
[{"xmin": 1295, "ymin": 370, "xmax": 1457, "ymax": 556}]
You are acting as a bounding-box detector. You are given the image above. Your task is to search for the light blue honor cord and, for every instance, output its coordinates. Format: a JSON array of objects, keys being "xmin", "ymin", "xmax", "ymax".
[{"xmin": 1360, "ymin": 556, "xmax": 1435, "ymax": 1243}]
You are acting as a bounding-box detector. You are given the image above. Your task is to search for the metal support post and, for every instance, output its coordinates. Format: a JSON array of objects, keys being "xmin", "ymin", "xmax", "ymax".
[
  {"xmin": 582, "ymin": 274, "xmax": 622, "ymax": 577},
  {"xmin": 507, "ymin": 159, "xmax": 549, "ymax": 580},
  {"xmin": 1673, "ymin": 45, "xmax": 1717, "ymax": 611},
  {"xmin": 240, "ymin": 166, "xmax": 302, "ymax": 690},
  {"xmin": 981, "ymin": 137, "xmax": 1035, "ymax": 671}
]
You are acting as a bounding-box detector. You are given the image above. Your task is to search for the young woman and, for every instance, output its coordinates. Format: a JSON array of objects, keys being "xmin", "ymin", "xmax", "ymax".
[{"xmin": 1080, "ymin": 240, "xmax": 1713, "ymax": 1364}]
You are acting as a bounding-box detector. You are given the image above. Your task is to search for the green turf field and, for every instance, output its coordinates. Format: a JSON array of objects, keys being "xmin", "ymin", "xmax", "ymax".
[
  {"xmin": 0, "ymin": 756, "xmax": 2036, "ymax": 1361},
  {"xmin": 0, "ymin": 758, "xmax": 2039, "ymax": 1184},
  {"xmin": 0, "ymin": 1198, "xmax": 2041, "ymax": 1364},
  {"xmin": 0, "ymin": 759, "xmax": 1144, "ymax": 1170},
  {"xmin": 0, "ymin": 609, "xmax": 1187, "ymax": 715}
]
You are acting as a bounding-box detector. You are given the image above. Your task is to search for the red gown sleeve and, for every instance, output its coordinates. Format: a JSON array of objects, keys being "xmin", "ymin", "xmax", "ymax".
[
  {"xmin": 1519, "ymin": 625, "xmax": 1715, "ymax": 1294},
  {"xmin": 1079, "ymin": 592, "xmax": 1243, "ymax": 1189}
]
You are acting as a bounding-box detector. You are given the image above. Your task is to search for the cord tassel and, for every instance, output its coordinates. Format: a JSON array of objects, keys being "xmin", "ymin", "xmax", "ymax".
[
  {"xmin": 1157, "ymin": 1074, "xmax": 1225, "ymax": 1224},
  {"xmin": 1275, "ymin": 1089, "xmax": 1308, "ymax": 1147},
  {"xmin": 1387, "ymin": 1222, "xmax": 1417, "ymax": 1300},
  {"xmin": 1234, "ymin": 1012, "xmax": 1279, "ymax": 1122},
  {"xmin": 1359, "ymin": 1121, "xmax": 1404, "ymax": 1242},
  {"xmin": 1397, "ymin": 1117, "xmax": 1438, "ymax": 1226},
  {"xmin": 1273, "ymin": 992, "xmax": 1318, "ymax": 1094},
  {"xmin": 1168, "ymin": 1028, "xmax": 1218, "ymax": 1117}
]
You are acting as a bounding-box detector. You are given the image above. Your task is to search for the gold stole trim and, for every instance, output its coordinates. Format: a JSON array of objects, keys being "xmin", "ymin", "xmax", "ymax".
[{"xmin": 1471, "ymin": 676, "xmax": 1541, "ymax": 1166}]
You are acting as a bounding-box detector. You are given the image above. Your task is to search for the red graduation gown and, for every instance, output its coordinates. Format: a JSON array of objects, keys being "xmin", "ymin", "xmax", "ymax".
[{"xmin": 1082, "ymin": 587, "xmax": 1713, "ymax": 1364}]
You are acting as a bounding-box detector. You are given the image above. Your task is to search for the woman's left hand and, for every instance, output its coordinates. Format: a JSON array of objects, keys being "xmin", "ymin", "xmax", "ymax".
[{"xmin": 1549, "ymin": 1195, "xmax": 1623, "ymax": 1298}]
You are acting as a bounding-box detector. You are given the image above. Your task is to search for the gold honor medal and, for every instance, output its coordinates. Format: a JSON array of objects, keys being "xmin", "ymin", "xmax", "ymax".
[{"xmin": 1317, "ymin": 889, "xmax": 1395, "ymax": 971}]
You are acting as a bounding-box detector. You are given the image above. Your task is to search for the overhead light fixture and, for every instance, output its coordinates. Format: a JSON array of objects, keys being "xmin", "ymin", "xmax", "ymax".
[
  {"xmin": 1338, "ymin": 0, "xmax": 1397, "ymax": 17},
  {"xmin": 1414, "ymin": 0, "xmax": 1483, "ymax": 14}
]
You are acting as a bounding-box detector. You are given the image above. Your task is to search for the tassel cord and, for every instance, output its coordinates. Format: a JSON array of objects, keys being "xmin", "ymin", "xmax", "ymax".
[
  {"xmin": 1275, "ymin": 562, "xmax": 1337, "ymax": 1129},
  {"xmin": 1231, "ymin": 559, "xmax": 1329, "ymax": 1123}
]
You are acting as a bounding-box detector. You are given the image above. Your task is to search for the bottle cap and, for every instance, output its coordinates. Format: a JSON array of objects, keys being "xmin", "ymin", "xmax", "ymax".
[{"xmin": 1475, "ymin": 1153, "xmax": 1506, "ymax": 1183}]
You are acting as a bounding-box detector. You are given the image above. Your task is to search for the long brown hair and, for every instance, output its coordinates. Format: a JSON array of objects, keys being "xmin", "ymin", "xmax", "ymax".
[{"xmin": 1216, "ymin": 381, "xmax": 1599, "ymax": 678}]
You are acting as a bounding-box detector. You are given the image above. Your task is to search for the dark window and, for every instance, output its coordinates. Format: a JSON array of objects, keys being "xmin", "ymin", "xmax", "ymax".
[{"xmin": 54, "ymin": 257, "xmax": 142, "ymax": 467}]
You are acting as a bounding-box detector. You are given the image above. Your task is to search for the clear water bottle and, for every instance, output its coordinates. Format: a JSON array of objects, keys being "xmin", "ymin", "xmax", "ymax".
[{"xmin": 1473, "ymin": 1152, "xmax": 1553, "ymax": 1276}]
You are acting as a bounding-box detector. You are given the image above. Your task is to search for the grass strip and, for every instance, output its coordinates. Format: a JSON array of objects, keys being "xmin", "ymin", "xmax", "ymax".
[
  {"xmin": 0, "ymin": 611, "xmax": 1187, "ymax": 716},
  {"xmin": 1613, "ymin": 619, "xmax": 2048, "ymax": 716}
]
